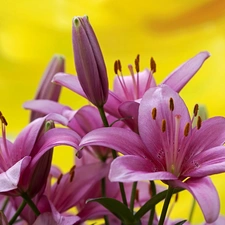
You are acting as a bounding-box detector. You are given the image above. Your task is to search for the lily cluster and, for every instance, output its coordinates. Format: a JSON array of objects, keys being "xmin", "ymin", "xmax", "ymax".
[{"xmin": 1, "ymin": 16, "xmax": 225, "ymax": 225}]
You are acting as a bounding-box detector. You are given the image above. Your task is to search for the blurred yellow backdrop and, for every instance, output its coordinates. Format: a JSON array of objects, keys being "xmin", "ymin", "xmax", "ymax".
[{"xmin": 1, "ymin": 0, "xmax": 225, "ymax": 223}]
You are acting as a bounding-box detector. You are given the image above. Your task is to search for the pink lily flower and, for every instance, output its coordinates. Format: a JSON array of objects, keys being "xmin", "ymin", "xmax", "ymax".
[
  {"xmin": 72, "ymin": 16, "xmax": 109, "ymax": 107},
  {"xmin": 0, "ymin": 112, "xmax": 80, "ymax": 197},
  {"xmin": 31, "ymin": 162, "xmax": 110, "ymax": 225},
  {"xmin": 52, "ymin": 51, "xmax": 209, "ymax": 119},
  {"xmin": 79, "ymin": 85, "xmax": 225, "ymax": 223}
]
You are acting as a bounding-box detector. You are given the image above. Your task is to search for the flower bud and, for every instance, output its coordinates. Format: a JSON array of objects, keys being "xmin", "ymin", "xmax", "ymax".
[
  {"xmin": 30, "ymin": 55, "xmax": 64, "ymax": 121},
  {"xmin": 72, "ymin": 16, "xmax": 108, "ymax": 107}
]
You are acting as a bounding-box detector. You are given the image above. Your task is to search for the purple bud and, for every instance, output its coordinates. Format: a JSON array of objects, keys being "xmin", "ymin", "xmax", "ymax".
[
  {"xmin": 30, "ymin": 55, "xmax": 64, "ymax": 121},
  {"xmin": 72, "ymin": 16, "xmax": 108, "ymax": 107}
]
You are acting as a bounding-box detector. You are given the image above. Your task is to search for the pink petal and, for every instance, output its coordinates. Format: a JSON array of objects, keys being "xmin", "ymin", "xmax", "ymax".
[
  {"xmin": 24, "ymin": 100, "xmax": 75, "ymax": 121},
  {"xmin": 109, "ymin": 155, "xmax": 177, "ymax": 182},
  {"xmin": 170, "ymin": 177, "xmax": 219, "ymax": 223},
  {"xmin": 52, "ymin": 73, "xmax": 86, "ymax": 97},
  {"xmin": 12, "ymin": 118, "xmax": 46, "ymax": 163},
  {"xmin": 104, "ymin": 91, "xmax": 123, "ymax": 118},
  {"xmin": 51, "ymin": 162, "xmax": 109, "ymax": 212},
  {"xmin": 185, "ymin": 117, "xmax": 225, "ymax": 159},
  {"xmin": 79, "ymin": 127, "xmax": 151, "ymax": 158},
  {"xmin": 0, "ymin": 157, "xmax": 31, "ymax": 192},
  {"xmin": 161, "ymin": 51, "xmax": 210, "ymax": 92},
  {"xmin": 139, "ymin": 85, "xmax": 191, "ymax": 165},
  {"xmin": 183, "ymin": 146, "xmax": 225, "ymax": 177},
  {"xmin": 30, "ymin": 128, "xmax": 81, "ymax": 168},
  {"xmin": 119, "ymin": 101, "xmax": 139, "ymax": 133},
  {"xmin": 73, "ymin": 105, "xmax": 103, "ymax": 136}
]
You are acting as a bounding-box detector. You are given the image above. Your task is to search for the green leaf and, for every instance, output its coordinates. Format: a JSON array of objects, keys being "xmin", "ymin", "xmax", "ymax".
[
  {"xmin": 174, "ymin": 220, "xmax": 187, "ymax": 225},
  {"xmin": 134, "ymin": 188, "xmax": 183, "ymax": 220},
  {"xmin": 87, "ymin": 197, "xmax": 140, "ymax": 225}
]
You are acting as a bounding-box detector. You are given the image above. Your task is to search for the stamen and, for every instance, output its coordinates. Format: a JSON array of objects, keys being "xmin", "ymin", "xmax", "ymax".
[
  {"xmin": 175, "ymin": 193, "xmax": 179, "ymax": 202},
  {"xmin": 150, "ymin": 57, "xmax": 156, "ymax": 73},
  {"xmin": 0, "ymin": 112, "xmax": 7, "ymax": 126},
  {"xmin": 169, "ymin": 98, "xmax": 174, "ymax": 111},
  {"xmin": 184, "ymin": 122, "xmax": 190, "ymax": 137},
  {"xmin": 161, "ymin": 119, "xmax": 166, "ymax": 132},
  {"xmin": 69, "ymin": 165, "xmax": 76, "ymax": 173},
  {"xmin": 135, "ymin": 54, "xmax": 140, "ymax": 73},
  {"xmin": 114, "ymin": 60, "xmax": 119, "ymax": 75},
  {"xmin": 70, "ymin": 170, "xmax": 75, "ymax": 182},
  {"xmin": 135, "ymin": 55, "xmax": 140, "ymax": 99},
  {"xmin": 128, "ymin": 64, "xmax": 138, "ymax": 99},
  {"xmin": 193, "ymin": 104, "xmax": 199, "ymax": 117},
  {"xmin": 69, "ymin": 165, "xmax": 76, "ymax": 182},
  {"xmin": 57, "ymin": 173, "xmax": 63, "ymax": 185},
  {"xmin": 135, "ymin": 189, "xmax": 139, "ymax": 202},
  {"xmin": 152, "ymin": 108, "xmax": 157, "ymax": 120},
  {"xmin": 118, "ymin": 59, "xmax": 122, "ymax": 72},
  {"xmin": 197, "ymin": 116, "xmax": 202, "ymax": 130}
]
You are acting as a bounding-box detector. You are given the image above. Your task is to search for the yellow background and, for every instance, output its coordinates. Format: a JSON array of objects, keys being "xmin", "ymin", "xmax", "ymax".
[{"xmin": 1, "ymin": 0, "xmax": 225, "ymax": 223}]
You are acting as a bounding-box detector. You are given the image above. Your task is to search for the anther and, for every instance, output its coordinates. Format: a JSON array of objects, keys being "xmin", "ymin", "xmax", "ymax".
[
  {"xmin": 175, "ymin": 193, "xmax": 179, "ymax": 202},
  {"xmin": 69, "ymin": 165, "xmax": 76, "ymax": 173},
  {"xmin": 169, "ymin": 98, "xmax": 174, "ymax": 111},
  {"xmin": 70, "ymin": 170, "xmax": 75, "ymax": 182},
  {"xmin": 184, "ymin": 122, "xmax": 190, "ymax": 137},
  {"xmin": 152, "ymin": 108, "xmax": 157, "ymax": 120},
  {"xmin": 118, "ymin": 60, "xmax": 122, "ymax": 72},
  {"xmin": 114, "ymin": 60, "xmax": 118, "ymax": 75},
  {"xmin": 193, "ymin": 104, "xmax": 199, "ymax": 117},
  {"xmin": 161, "ymin": 119, "xmax": 166, "ymax": 132},
  {"xmin": 135, "ymin": 189, "xmax": 139, "ymax": 202},
  {"xmin": 0, "ymin": 112, "xmax": 7, "ymax": 126},
  {"xmin": 69, "ymin": 165, "xmax": 76, "ymax": 182},
  {"xmin": 57, "ymin": 173, "xmax": 63, "ymax": 185},
  {"xmin": 150, "ymin": 57, "xmax": 156, "ymax": 73},
  {"xmin": 135, "ymin": 54, "xmax": 140, "ymax": 73},
  {"xmin": 197, "ymin": 116, "xmax": 202, "ymax": 130}
]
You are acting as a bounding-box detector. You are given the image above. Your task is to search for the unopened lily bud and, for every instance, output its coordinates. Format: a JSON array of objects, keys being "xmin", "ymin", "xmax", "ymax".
[
  {"xmin": 27, "ymin": 120, "xmax": 55, "ymax": 198},
  {"xmin": 72, "ymin": 16, "xmax": 109, "ymax": 107},
  {"xmin": 30, "ymin": 55, "xmax": 64, "ymax": 121}
]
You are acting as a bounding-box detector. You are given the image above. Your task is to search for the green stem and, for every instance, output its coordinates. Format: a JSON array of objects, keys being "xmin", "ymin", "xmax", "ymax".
[
  {"xmin": 101, "ymin": 177, "xmax": 106, "ymax": 197},
  {"xmin": 97, "ymin": 105, "xmax": 128, "ymax": 207},
  {"xmin": 9, "ymin": 199, "xmax": 27, "ymax": 225},
  {"xmin": 148, "ymin": 181, "xmax": 156, "ymax": 225},
  {"xmin": 21, "ymin": 192, "xmax": 40, "ymax": 216},
  {"xmin": 158, "ymin": 186, "xmax": 174, "ymax": 225},
  {"xmin": 98, "ymin": 106, "xmax": 109, "ymax": 127},
  {"xmin": 119, "ymin": 182, "xmax": 128, "ymax": 207},
  {"xmin": 1, "ymin": 197, "xmax": 9, "ymax": 212},
  {"xmin": 130, "ymin": 182, "xmax": 137, "ymax": 213},
  {"xmin": 188, "ymin": 198, "xmax": 196, "ymax": 223}
]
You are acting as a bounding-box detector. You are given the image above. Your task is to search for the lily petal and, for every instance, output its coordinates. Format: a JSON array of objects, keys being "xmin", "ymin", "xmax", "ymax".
[
  {"xmin": 185, "ymin": 116, "xmax": 225, "ymax": 159},
  {"xmin": 161, "ymin": 51, "xmax": 210, "ymax": 92},
  {"xmin": 139, "ymin": 85, "xmax": 191, "ymax": 165},
  {"xmin": 24, "ymin": 100, "xmax": 74, "ymax": 120},
  {"xmin": 31, "ymin": 128, "xmax": 81, "ymax": 168},
  {"xmin": 109, "ymin": 155, "xmax": 177, "ymax": 182},
  {"xmin": 0, "ymin": 157, "xmax": 31, "ymax": 192},
  {"xmin": 12, "ymin": 117, "xmax": 46, "ymax": 162},
  {"xmin": 118, "ymin": 101, "xmax": 139, "ymax": 133},
  {"xmin": 170, "ymin": 177, "xmax": 219, "ymax": 223},
  {"xmin": 183, "ymin": 146, "xmax": 225, "ymax": 177},
  {"xmin": 79, "ymin": 127, "xmax": 150, "ymax": 157},
  {"xmin": 104, "ymin": 91, "xmax": 123, "ymax": 118},
  {"xmin": 52, "ymin": 73, "xmax": 86, "ymax": 98}
]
